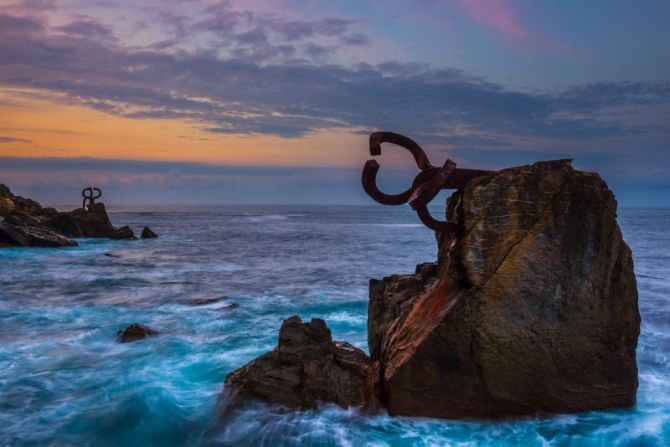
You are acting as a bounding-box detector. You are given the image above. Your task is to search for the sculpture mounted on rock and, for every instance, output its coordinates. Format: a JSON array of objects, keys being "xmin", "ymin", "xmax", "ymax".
[
  {"xmin": 362, "ymin": 131, "xmax": 493, "ymax": 232},
  {"xmin": 220, "ymin": 131, "xmax": 640, "ymax": 420},
  {"xmin": 364, "ymin": 132, "xmax": 640, "ymax": 418},
  {"xmin": 82, "ymin": 186, "xmax": 102, "ymax": 210}
]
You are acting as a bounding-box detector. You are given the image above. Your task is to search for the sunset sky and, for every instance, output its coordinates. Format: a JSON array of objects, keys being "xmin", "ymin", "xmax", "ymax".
[{"xmin": 1, "ymin": 0, "xmax": 668, "ymax": 205}]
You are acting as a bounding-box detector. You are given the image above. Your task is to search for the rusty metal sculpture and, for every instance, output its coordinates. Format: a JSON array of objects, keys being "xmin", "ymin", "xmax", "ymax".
[
  {"xmin": 362, "ymin": 131, "xmax": 493, "ymax": 233},
  {"xmin": 82, "ymin": 187, "xmax": 102, "ymax": 210}
]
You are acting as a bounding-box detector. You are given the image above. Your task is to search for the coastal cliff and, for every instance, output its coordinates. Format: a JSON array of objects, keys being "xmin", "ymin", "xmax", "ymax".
[{"xmin": 223, "ymin": 160, "xmax": 639, "ymax": 418}]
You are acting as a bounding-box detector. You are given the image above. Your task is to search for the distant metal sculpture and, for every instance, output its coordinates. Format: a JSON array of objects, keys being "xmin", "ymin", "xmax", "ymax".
[
  {"xmin": 362, "ymin": 132, "xmax": 493, "ymax": 233},
  {"xmin": 82, "ymin": 187, "xmax": 102, "ymax": 210}
]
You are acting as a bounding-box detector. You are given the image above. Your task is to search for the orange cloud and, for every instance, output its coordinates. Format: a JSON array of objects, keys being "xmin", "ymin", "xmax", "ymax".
[{"xmin": 0, "ymin": 88, "xmax": 370, "ymax": 168}]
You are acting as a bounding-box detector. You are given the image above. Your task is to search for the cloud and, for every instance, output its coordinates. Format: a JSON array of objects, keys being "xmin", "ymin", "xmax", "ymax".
[
  {"xmin": 0, "ymin": 136, "xmax": 31, "ymax": 143},
  {"xmin": 445, "ymin": 0, "xmax": 570, "ymax": 52},
  {"xmin": 447, "ymin": 0, "xmax": 528, "ymax": 40},
  {"xmin": 1, "ymin": 11, "xmax": 667, "ymax": 148},
  {"xmin": 53, "ymin": 15, "xmax": 116, "ymax": 41}
]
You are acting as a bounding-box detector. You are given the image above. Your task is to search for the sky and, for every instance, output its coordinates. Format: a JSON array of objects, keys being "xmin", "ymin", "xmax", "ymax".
[{"xmin": 0, "ymin": 0, "xmax": 668, "ymax": 206}]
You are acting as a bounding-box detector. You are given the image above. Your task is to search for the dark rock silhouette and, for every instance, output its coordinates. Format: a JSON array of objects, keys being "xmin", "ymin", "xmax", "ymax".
[
  {"xmin": 141, "ymin": 226, "xmax": 158, "ymax": 238},
  {"xmin": 111, "ymin": 225, "xmax": 136, "ymax": 240},
  {"xmin": 116, "ymin": 323, "xmax": 159, "ymax": 343},
  {"xmin": 183, "ymin": 296, "xmax": 228, "ymax": 306},
  {"xmin": 370, "ymin": 160, "xmax": 640, "ymax": 418},
  {"xmin": 224, "ymin": 316, "xmax": 381, "ymax": 412},
  {"xmin": 0, "ymin": 184, "xmax": 145, "ymax": 247},
  {"xmin": 1, "ymin": 184, "xmax": 78, "ymax": 247},
  {"xmin": 0, "ymin": 222, "xmax": 78, "ymax": 247},
  {"xmin": 51, "ymin": 202, "xmax": 117, "ymax": 238}
]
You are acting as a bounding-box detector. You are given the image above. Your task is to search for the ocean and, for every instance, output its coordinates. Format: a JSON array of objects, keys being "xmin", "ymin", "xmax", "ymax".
[{"xmin": 0, "ymin": 205, "xmax": 668, "ymax": 446}]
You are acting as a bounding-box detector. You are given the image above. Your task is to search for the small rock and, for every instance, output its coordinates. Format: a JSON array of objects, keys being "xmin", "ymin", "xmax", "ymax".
[
  {"xmin": 111, "ymin": 226, "xmax": 136, "ymax": 240},
  {"xmin": 141, "ymin": 226, "xmax": 158, "ymax": 238},
  {"xmin": 116, "ymin": 323, "xmax": 158, "ymax": 343},
  {"xmin": 183, "ymin": 296, "xmax": 228, "ymax": 306}
]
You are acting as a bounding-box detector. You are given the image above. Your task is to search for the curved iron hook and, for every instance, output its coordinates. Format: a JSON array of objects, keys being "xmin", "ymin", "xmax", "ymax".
[
  {"xmin": 362, "ymin": 132, "xmax": 435, "ymax": 205},
  {"xmin": 369, "ymin": 131, "xmax": 433, "ymax": 171}
]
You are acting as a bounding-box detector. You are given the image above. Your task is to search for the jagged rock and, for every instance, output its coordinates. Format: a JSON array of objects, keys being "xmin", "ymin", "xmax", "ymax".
[
  {"xmin": 110, "ymin": 225, "xmax": 136, "ymax": 240},
  {"xmin": 369, "ymin": 160, "xmax": 640, "ymax": 418},
  {"xmin": 0, "ymin": 184, "xmax": 146, "ymax": 247},
  {"xmin": 50, "ymin": 203, "xmax": 116, "ymax": 238},
  {"xmin": 223, "ymin": 316, "xmax": 381, "ymax": 412},
  {"xmin": 141, "ymin": 226, "xmax": 158, "ymax": 238},
  {"xmin": 116, "ymin": 323, "xmax": 158, "ymax": 343},
  {"xmin": 0, "ymin": 220, "xmax": 78, "ymax": 247}
]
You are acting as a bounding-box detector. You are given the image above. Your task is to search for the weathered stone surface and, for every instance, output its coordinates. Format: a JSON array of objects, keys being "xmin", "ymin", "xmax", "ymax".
[
  {"xmin": 224, "ymin": 316, "xmax": 381, "ymax": 412},
  {"xmin": 370, "ymin": 160, "xmax": 640, "ymax": 418},
  {"xmin": 50, "ymin": 203, "xmax": 116, "ymax": 238},
  {"xmin": 116, "ymin": 323, "xmax": 159, "ymax": 343},
  {"xmin": 141, "ymin": 226, "xmax": 158, "ymax": 238}
]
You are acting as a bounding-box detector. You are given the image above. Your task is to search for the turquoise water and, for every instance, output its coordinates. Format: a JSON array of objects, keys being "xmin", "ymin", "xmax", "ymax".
[{"xmin": 0, "ymin": 206, "xmax": 668, "ymax": 446}]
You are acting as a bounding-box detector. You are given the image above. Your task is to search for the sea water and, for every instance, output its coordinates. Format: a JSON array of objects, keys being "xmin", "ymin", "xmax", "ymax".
[{"xmin": 0, "ymin": 206, "xmax": 668, "ymax": 446}]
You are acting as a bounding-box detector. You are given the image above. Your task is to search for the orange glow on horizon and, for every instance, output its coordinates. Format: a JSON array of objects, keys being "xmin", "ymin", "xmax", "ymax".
[{"xmin": 0, "ymin": 88, "xmax": 372, "ymax": 168}]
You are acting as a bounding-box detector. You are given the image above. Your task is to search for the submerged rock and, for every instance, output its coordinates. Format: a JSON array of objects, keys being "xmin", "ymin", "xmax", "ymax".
[
  {"xmin": 181, "ymin": 296, "xmax": 228, "ymax": 306},
  {"xmin": 223, "ymin": 316, "xmax": 381, "ymax": 412},
  {"xmin": 219, "ymin": 303, "xmax": 240, "ymax": 311},
  {"xmin": 370, "ymin": 160, "xmax": 640, "ymax": 418},
  {"xmin": 141, "ymin": 226, "xmax": 158, "ymax": 238},
  {"xmin": 116, "ymin": 323, "xmax": 158, "ymax": 343}
]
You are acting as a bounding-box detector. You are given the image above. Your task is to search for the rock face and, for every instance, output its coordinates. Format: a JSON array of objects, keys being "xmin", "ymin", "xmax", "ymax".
[
  {"xmin": 0, "ymin": 222, "xmax": 78, "ymax": 248},
  {"xmin": 224, "ymin": 316, "xmax": 381, "ymax": 411},
  {"xmin": 50, "ymin": 202, "xmax": 117, "ymax": 238},
  {"xmin": 116, "ymin": 323, "xmax": 158, "ymax": 343},
  {"xmin": 0, "ymin": 183, "xmax": 138, "ymax": 247},
  {"xmin": 369, "ymin": 160, "xmax": 640, "ymax": 418}
]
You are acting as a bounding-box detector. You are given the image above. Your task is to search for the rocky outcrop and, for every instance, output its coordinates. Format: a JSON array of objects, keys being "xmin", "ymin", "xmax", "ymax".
[
  {"xmin": 49, "ymin": 202, "xmax": 116, "ymax": 238},
  {"xmin": 224, "ymin": 316, "xmax": 381, "ymax": 412},
  {"xmin": 0, "ymin": 222, "xmax": 78, "ymax": 247},
  {"xmin": 141, "ymin": 227, "xmax": 158, "ymax": 238},
  {"xmin": 110, "ymin": 225, "xmax": 136, "ymax": 240},
  {"xmin": 369, "ymin": 159, "xmax": 640, "ymax": 418},
  {"xmin": 0, "ymin": 184, "xmax": 139, "ymax": 247},
  {"xmin": 116, "ymin": 323, "xmax": 159, "ymax": 343},
  {"xmin": 219, "ymin": 160, "xmax": 638, "ymax": 419}
]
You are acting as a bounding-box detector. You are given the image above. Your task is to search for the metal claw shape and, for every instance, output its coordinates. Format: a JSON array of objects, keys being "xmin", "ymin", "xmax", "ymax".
[
  {"xmin": 82, "ymin": 186, "xmax": 102, "ymax": 210},
  {"xmin": 361, "ymin": 131, "xmax": 494, "ymax": 233}
]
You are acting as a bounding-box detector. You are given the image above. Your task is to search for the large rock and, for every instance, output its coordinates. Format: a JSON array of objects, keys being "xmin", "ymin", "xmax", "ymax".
[
  {"xmin": 369, "ymin": 159, "xmax": 640, "ymax": 418},
  {"xmin": 224, "ymin": 316, "xmax": 381, "ymax": 412},
  {"xmin": 0, "ymin": 183, "xmax": 140, "ymax": 247},
  {"xmin": 49, "ymin": 202, "xmax": 117, "ymax": 238}
]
